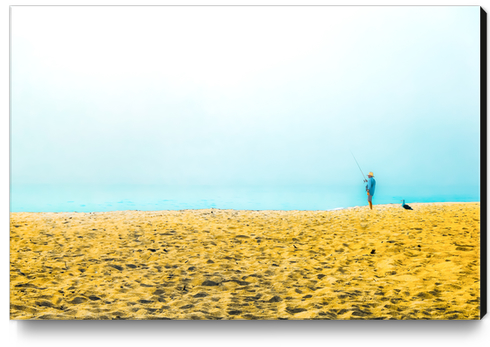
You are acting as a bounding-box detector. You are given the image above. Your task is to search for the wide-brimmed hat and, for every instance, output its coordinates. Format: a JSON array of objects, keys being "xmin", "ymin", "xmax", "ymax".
[{"xmin": 368, "ymin": 172, "xmax": 374, "ymax": 176}]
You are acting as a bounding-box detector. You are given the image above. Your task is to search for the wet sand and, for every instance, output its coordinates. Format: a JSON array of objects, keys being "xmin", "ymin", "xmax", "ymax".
[{"xmin": 10, "ymin": 202, "xmax": 480, "ymax": 320}]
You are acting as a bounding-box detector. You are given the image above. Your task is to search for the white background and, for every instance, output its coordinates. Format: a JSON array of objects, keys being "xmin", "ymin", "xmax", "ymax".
[{"xmin": 2, "ymin": 1, "xmax": 489, "ymax": 347}]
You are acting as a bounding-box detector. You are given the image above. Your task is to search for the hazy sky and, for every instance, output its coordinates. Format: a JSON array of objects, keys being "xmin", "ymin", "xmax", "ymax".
[{"xmin": 11, "ymin": 6, "xmax": 480, "ymax": 189}]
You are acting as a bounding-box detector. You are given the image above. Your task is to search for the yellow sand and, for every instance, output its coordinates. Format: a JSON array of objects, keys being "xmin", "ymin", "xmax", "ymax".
[{"xmin": 10, "ymin": 202, "xmax": 480, "ymax": 320}]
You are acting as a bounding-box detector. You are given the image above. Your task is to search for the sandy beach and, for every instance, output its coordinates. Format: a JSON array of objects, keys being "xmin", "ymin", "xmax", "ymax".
[{"xmin": 10, "ymin": 202, "xmax": 480, "ymax": 320}]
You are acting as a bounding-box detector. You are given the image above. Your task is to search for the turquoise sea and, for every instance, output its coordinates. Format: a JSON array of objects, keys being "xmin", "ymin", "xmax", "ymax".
[{"xmin": 10, "ymin": 184, "xmax": 480, "ymax": 213}]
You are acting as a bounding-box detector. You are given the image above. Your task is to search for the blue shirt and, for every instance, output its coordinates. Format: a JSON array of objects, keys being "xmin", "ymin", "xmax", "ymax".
[{"xmin": 366, "ymin": 177, "xmax": 376, "ymax": 196}]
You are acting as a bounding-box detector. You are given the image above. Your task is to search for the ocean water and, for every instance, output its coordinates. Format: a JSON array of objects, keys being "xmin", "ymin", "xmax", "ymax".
[{"xmin": 10, "ymin": 184, "xmax": 480, "ymax": 213}]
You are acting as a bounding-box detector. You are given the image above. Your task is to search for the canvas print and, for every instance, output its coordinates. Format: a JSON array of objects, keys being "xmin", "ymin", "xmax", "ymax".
[{"xmin": 10, "ymin": 6, "xmax": 484, "ymax": 320}]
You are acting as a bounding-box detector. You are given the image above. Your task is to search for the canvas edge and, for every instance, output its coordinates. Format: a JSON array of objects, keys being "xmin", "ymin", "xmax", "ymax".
[{"xmin": 480, "ymin": 5, "xmax": 487, "ymax": 321}]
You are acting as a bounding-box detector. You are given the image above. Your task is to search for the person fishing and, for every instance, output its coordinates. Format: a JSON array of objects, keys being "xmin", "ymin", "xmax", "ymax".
[
  {"xmin": 350, "ymin": 151, "xmax": 376, "ymax": 210},
  {"xmin": 366, "ymin": 172, "xmax": 376, "ymax": 210}
]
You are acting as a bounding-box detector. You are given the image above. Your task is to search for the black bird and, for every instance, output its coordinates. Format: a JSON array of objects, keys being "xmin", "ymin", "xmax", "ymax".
[{"xmin": 401, "ymin": 200, "xmax": 413, "ymax": 210}]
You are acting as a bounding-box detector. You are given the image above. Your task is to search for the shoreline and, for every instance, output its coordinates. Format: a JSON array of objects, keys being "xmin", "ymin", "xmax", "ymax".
[
  {"xmin": 10, "ymin": 202, "xmax": 481, "ymax": 320},
  {"xmin": 10, "ymin": 201, "xmax": 482, "ymax": 214}
]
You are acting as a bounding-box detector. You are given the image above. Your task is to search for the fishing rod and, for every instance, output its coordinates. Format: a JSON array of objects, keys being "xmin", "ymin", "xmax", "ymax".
[{"xmin": 350, "ymin": 150, "xmax": 367, "ymax": 183}]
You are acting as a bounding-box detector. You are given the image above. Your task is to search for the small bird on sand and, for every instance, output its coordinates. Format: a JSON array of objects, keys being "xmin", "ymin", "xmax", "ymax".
[{"xmin": 401, "ymin": 200, "xmax": 413, "ymax": 210}]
